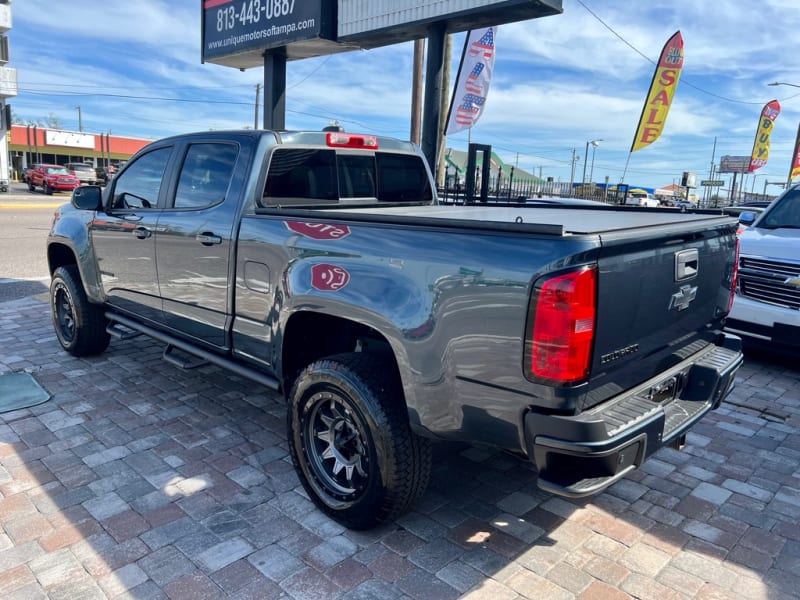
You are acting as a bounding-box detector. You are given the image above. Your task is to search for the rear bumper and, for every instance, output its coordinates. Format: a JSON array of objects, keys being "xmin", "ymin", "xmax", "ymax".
[{"xmin": 524, "ymin": 334, "xmax": 743, "ymax": 498}]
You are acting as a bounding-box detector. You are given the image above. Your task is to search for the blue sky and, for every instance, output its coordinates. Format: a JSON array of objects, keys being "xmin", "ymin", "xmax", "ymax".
[{"xmin": 9, "ymin": 0, "xmax": 800, "ymax": 192}]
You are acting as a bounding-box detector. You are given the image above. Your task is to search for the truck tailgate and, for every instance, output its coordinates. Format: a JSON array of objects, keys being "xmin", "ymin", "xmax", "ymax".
[{"xmin": 586, "ymin": 218, "xmax": 736, "ymax": 409}]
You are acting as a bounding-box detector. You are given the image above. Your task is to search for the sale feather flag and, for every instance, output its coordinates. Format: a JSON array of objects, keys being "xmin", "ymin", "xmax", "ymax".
[
  {"xmin": 749, "ymin": 99, "xmax": 781, "ymax": 172},
  {"xmin": 446, "ymin": 27, "xmax": 497, "ymax": 135},
  {"xmin": 631, "ymin": 31, "xmax": 684, "ymax": 152},
  {"xmin": 789, "ymin": 123, "xmax": 800, "ymax": 182}
]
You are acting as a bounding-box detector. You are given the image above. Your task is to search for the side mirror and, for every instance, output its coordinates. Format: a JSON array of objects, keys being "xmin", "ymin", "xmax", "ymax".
[
  {"xmin": 738, "ymin": 211, "xmax": 757, "ymax": 226},
  {"xmin": 72, "ymin": 185, "xmax": 103, "ymax": 211}
]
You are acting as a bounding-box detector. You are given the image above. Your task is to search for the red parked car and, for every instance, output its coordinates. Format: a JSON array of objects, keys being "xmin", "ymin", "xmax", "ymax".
[{"xmin": 28, "ymin": 164, "xmax": 80, "ymax": 195}]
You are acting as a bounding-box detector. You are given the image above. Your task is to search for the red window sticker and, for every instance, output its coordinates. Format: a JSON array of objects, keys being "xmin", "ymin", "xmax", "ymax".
[
  {"xmin": 286, "ymin": 222, "xmax": 350, "ymax": 240},
  {"xmin": 311, "ymin": 264, "xmax": 350, "ymax": 291}
]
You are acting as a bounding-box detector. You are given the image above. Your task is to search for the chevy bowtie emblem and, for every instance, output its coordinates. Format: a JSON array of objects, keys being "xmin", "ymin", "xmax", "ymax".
[
  {"xmin": 785, "ymin": 277, "xmax": 800, "ymax": 288},
  {"xmin": 669, "ymin": 284, "xmax": 698, "ymax": 311}
]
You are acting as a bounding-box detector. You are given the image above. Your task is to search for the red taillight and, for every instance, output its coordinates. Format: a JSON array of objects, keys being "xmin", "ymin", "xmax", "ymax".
[
  {"xmin": 527, "ymin": 266, "xmax": 597, "ymax": 383},
  {"xmin": 727, "ymin": 237, "xmax": 740, "ymax": 313},
  {"xmin": 326, "ymin": 132, "xmax": 379, "ymax": 149}
]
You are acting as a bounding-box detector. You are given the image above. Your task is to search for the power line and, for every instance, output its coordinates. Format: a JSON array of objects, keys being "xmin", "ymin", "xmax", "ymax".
[
  {"xmin": 22, "ymin": 90, "xmax": 252, "ymax": 106},
  {"xmin": 575, "ymin": 0, "xmax": 765, "ymax": 106}
]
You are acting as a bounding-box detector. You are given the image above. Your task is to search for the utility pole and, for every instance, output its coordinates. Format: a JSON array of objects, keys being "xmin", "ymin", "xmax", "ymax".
[
  {"xmin": 75, "ymin": 106, "xmax": 82, "ymax": 132},
  {"xmin": 436, "ymin": 34, "xmax": 452, "ymax": 188},
  {"xmin": 705, "ymin": 136, "xmax": 716, "ymax": 207},
  {"xmin": 569, "ymin": 147, "xmax": 578, "ymax": 192},
  {"xmin": 254, "ymin": 83, "xmax": 261, "ymax": 130},
  {"xmin": 410, "ymin": 39, "xmax": 424, "ymax": 145}
]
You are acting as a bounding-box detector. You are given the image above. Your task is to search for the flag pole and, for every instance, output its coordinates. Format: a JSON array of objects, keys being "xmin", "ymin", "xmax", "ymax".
[
  {"xmin": 620, "ymin": 152, "xmax": 632, "ymax": 184},
  {"xmin": 444, "ymin": 32, "xmax": 471, "ymax": 137}
]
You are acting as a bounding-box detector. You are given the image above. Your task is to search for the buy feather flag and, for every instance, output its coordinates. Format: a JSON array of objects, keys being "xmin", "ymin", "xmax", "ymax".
[
  {"xmin": 446, "ymin": 27, "xmax": 497, "ymax": 135},
  {"xmin": 631, "ymin": 31, "xmax": 684, "ymax": 152},
  {"xmin": 749, "ymin": 99, "xmax": 781, "ymax": 172}
]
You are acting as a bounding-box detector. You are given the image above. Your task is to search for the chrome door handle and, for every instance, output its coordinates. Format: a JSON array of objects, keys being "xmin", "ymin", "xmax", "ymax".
[
  {"xmin": 196, "ymin": 233, "xmax": 222, "ymax": 245},
  {"xmin": 133, "ymin": 227, "xmax": 151, "ymax": 239}
]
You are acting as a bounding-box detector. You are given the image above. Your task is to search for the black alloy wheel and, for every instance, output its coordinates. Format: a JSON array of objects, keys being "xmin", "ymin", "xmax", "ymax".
[
  {"xmin": 50, "ymin": 265, "xmax": 110, "ymax": 356},
  {"xmin": 288, "ymin": 353, "xmax": 431, "ymax": 529}
]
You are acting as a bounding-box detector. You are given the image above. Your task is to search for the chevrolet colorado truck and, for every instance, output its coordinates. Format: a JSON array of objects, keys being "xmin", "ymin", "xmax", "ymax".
[
  {"xmin": 726, "ymin": 185, "xmax": 800, "ymax": 350},
  {"xmin": 47, "ymin": 130, "xmax": 743, "ymax": 529}
]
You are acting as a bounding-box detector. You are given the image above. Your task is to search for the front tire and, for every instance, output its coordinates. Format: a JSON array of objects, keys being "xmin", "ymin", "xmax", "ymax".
[
  {"xmin": 43, "ymin": 182, "xmax": 52, "ymax": 195},
  {"xmin": 50, "ymin": 265, "xmax": 110, "ymax": 356},
  {"xmin": 287, "ymin": 353, "xmax": 432, "ymax": 529}
]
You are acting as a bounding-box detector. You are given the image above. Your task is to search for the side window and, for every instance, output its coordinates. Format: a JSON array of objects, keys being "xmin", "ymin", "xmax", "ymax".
[
  {"xmin": 338, "ymin": 154, "xmax": 375, "ymax": 199},
  {"xmin": 111, "ymin": 147, "xmax": 171, "ymax": 209},
  {"xmin": 263, "ymin": 149, "xmax": 337, "ymax": 204},
  {"xmin": 174, "ymin": 143, "xmax": 239, "ymax": 209},
  {"xmin": 376, "ymin": 153, "xmax": 432, "ymax": 202}
]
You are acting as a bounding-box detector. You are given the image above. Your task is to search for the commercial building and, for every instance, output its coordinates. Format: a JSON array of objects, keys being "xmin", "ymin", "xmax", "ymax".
[
  {"xmin": 8, "ymin": 125, "xmax": 151, "ymax": 181},
  {"xmin": 0, "ymin": 0, "xmax": 18, "ymax": 188}
]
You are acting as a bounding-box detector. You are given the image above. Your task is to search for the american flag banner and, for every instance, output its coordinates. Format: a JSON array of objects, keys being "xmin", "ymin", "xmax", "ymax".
[
  {"xmin": 464, "ymin": 63, "xmax": 485, "ymax": 94},
  {"xmin": 454, "ymin": 94, "xmax": 486, "ymax": 127},
  {"xmin": 468, "ymin": 28, "xmax": 495, "ymax": 61},
  {"xmin": 446, "ymin": 26, "xmax": 498, "ymax": 136}
]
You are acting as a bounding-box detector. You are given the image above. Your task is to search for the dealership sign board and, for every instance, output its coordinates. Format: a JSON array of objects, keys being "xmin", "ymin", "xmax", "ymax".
[
  {"xmin": 719, "ymin": 155, "xmax": 751, "ymax": 174},
  {"xmin": 201, "ymin": 0, "xmax": 341, "ymax": 69},
  {"xmin": 202, "ymin": 0, "xmax": 562, "ymax": 69},
  {"xmin": 337, "ymin": 0, "xmax": 562, "ymax": 48}
]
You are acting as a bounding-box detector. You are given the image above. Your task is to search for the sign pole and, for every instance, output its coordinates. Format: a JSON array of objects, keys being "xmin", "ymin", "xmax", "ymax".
[
  {"xmin": 263, "ymin": 48, "xmax": 287, "ymax": 131},
  {"xmin": 421, "ymin": 22, "xmax": 446, "ymax": 172}
]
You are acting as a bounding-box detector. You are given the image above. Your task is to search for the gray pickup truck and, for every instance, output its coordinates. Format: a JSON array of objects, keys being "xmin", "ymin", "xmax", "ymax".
[{"xmin": 47, "ymin": 130, "xmax": 743, "ymax": 529}]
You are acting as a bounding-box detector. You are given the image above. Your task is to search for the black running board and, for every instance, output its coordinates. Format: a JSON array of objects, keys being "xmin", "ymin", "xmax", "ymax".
[
  {"xmin": 163, "ymin": 344, "xmax": 209, "ymax": 370},
  {"xmin": 104, "ymin": 312, "xmax": 281, "ymax": 392},
  {"xmin": 107, "ymin": 323, "xmax": 142, "ymax": 340}
]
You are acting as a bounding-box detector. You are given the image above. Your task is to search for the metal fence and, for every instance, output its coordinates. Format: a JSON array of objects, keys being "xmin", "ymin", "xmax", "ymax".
[{"xmin": 438, "ymin": 169, "xmax": 613, "ymax": 204}]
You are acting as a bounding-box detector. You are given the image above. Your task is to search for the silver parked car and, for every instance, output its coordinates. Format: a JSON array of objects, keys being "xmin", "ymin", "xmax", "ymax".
[{"xmin": 65, "ymin": 163, "xmax": 98, "ymax": 185}]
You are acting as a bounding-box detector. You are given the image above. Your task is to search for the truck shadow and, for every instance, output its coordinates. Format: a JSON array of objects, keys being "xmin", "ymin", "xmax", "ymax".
[
  {"xmin": 0, "ymin": 278, "xmax": 48, "ymax": 303},
  {"xmin": 0, "ymin": 297, "xmax": 797, "ymax": 598}
]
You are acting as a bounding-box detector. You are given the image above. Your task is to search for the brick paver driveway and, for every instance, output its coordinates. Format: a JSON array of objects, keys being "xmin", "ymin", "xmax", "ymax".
[{"xmin": 1, "ymin": 294, "xmax": 798, "ymax": 599}]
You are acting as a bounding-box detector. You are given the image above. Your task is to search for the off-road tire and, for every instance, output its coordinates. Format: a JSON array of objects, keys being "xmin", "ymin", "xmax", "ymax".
[
  {"xmin": 287, "ymin": 352, "xmax": 432, "ymax": 529},
  {"xmin": 50, "ymin": 265, "xmax": 110, "ymax": 356},
  {"xmin": 43, "ymin": 182, "xmax": 52, "ymax": 195},
  {"xmin": 28, "ymin": 180, "xmax": 35, "ymax": 192}
]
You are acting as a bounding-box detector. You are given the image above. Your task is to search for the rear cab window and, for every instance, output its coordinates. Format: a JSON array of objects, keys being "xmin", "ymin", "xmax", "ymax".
[{"xmin": 261, "ymin": 148, "xmax": 432, "ymax": 207}]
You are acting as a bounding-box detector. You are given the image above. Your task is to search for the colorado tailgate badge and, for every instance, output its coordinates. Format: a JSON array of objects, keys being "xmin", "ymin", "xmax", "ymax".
[{"xmin": 311, "ymin": 264, "xmax": 350, "ymax": 291}]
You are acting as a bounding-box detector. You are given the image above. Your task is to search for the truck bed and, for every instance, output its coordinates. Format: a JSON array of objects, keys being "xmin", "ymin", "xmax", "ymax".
[{"xmin": 315, "ymin": 203, "xmax": 736, "ymax": 238}]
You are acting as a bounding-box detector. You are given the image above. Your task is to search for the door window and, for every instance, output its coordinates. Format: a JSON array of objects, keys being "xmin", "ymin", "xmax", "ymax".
[
  {"xmin": 174, "ymin": 143, "xmax": 239, "ymax": 209},
  {"xmin": 111, "ymin": 147, "xmax": 171, "ymax": 209}
]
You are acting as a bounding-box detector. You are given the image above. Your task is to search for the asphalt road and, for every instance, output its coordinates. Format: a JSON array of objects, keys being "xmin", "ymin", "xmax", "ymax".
[{"xmin": 0, "ymin": 182, "xmax": 67, "ymax": 301}]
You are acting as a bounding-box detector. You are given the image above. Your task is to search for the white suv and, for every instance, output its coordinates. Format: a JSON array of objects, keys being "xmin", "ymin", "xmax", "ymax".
[{"xmin": 726, "ymin": 185, "xmax": 800, "ymax": 350}]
